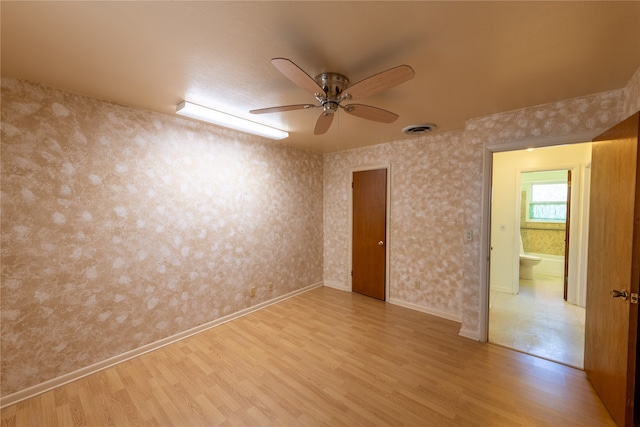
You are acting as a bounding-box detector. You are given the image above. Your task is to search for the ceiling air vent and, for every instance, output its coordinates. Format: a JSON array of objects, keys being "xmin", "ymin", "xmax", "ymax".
[{"xmin": 402, "ymin": 123, "xmax": 437, "ymax": 135}]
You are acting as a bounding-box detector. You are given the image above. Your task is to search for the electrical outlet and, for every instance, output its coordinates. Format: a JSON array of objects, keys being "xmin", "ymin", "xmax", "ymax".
[
  {"xmin": 250, "ymin": 287, "xmax": 256, "ymax": 297},
  {"xmin": 267, "ymin": 282, "xmax": 274, "ymax": 292},
  {"xmin": 464, "ymin": 230, "xmax": 473, "ymax": 242}
]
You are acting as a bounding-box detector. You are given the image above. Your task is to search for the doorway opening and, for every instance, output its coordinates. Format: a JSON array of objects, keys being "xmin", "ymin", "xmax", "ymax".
[{"xmin": 487, "ymin": 143, "xmax": 592, "ymax": 368}]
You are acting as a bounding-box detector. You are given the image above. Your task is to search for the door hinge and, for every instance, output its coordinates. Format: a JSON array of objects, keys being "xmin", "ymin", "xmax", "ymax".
[
  {"xmin": 351, "ymin": 270, "xmax": 353, "ymax": 277},
  {"xmin": 631, "ymin": 293, "xmax": 638, "ymax": 304}
]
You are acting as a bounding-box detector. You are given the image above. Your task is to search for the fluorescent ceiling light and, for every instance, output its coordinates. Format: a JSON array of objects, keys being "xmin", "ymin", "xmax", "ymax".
[{"xmin": 176, "ymin": 101, "xmax": 288, "ymax": 140}]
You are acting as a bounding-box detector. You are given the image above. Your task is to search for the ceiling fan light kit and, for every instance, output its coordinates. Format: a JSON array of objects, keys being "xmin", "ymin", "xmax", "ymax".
[
  {"xmin": 251, "ymin": 58, "xmax": 416, "ymax": 135},
  {"xmin": 176, "ymin": 101, "xmax": 289, "ymax": 140}
]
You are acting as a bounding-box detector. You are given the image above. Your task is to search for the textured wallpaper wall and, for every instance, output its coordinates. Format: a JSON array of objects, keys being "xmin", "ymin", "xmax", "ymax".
[
  {"xmin": 3, "ymin": 66, "xmax": 639, "ymax": 398},
  {"xmin": 1, "ymin": 78, "xmax": 323, "ymax": 397},
  {"xmin": 323, "ymin": 132, "xmax": 466, "ymax": 318},
  {"xmin": 623, "ymin": 67, "xmax": 640, "ymax": 118},
  {"xmin": 461, "ymin": 75, "xmax": 638, "ymax": 335},
  {"xmin": 324, "ymin": 67, "xmax": 639, "ymax": 338}
]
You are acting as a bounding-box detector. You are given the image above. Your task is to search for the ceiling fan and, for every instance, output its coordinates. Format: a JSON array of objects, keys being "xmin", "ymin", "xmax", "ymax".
[{"xmin": 250, "ymin": 58, "xmax": 415, "ymax": 135}]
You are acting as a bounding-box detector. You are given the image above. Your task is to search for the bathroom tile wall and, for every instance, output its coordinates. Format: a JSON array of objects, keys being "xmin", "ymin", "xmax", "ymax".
[
  {"xmin": 520, "ymin": 191, "xmax": 566, "ymax": 256},
  {"xmin": 520, "ymin": 228, "xmax": 566, "ymax": 256},
  {"xmin": 1, "ymin": 78, "xmax": 323, "ymax": 397}
]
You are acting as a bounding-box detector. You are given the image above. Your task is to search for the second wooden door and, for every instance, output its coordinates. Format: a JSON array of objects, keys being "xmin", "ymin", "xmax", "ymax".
[{"xmin": 352, "ymin": 169, "xmax": 387, "ymax": 300}]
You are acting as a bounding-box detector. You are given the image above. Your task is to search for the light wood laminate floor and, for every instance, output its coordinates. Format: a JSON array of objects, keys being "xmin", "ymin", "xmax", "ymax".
[{"xmin": 1, "ymin": 286, "xmax": 613, "ymax": 426}]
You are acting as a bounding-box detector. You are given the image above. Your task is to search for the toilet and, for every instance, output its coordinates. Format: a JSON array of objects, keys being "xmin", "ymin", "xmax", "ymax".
[{"xmin": 519, "ymin": 236, "xmax": 541, "ymax": 280}]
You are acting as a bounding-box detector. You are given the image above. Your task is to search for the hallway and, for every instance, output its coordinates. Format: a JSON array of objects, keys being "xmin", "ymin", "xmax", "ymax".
[{"xmin": 489, "ymin": 276, "xmax": 585, "ymax": 368}]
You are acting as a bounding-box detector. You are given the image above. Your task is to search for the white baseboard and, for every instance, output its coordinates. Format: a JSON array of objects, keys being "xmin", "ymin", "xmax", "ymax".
[
  {"xmin": 323, "ymin": 280, "xmax": 349, "ymax": 292},
  {"xmin": 458, "ymin": 327, "xmax": 480, "ymax": 341},
  {"xmin": 387, "ymin": 298, "xmax": 462, "ymax": 323},
  {"xmin": 490, "ymin": 285, "xmax": 515, "ymax": 294},
  {"xmin": 0, "ymin": 282, "xmax": 323, "ymax": 409}
]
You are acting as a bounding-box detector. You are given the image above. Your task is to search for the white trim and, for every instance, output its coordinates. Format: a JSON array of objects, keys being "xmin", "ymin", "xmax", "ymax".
[
  {"xmin": 323, "ymin": 280, "xmax": 349, "ymax": 292},
  {"xmin": 388, "ymin": 298, "xmax": 462, "ymax": 323},
  {"xmin": 349, "ymin": 164, "xmax": 391, "ymax": 300},
  {"xmin": 512, "ymin": 168, "xmax": 524, "ymax": 294},
  {"xmin": 480, "ymin": 130, "xmax": 601, "ymax": 342},
  {"xmin": 459, "ymin": 328, "xmax": 481, "ymax": 341},
  {"xmin": 489, "ymin": 284, "xmax": 514, "ymax": 294},
  {"xmin": 577, "ymin": 164, "xmax": 591, "ymax": 308},
  {"xmin": 486, "ymin": 130, "xmax": 600, "ymax": 153},
  {"xmin": 0, "ymin": 282, "xmax": 323, "ymax": 409},
  {"xmin": 478, "ymin": 146, "xmax": 493, "ymax": 342}
]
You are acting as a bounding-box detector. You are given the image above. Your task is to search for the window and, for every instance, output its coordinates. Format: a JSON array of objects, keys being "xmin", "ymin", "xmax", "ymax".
[{"xmin": 529, "ymin": 182, "xmax": 567, "ymax": 222}]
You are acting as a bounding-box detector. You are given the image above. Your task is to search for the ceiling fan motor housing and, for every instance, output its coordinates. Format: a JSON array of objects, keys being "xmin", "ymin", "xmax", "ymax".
[
  {"xmin": 315, "ymin": 72, "xmax": 349, "ymax": 113},
  {"xmin": 250, "ymin": 58, "xmax": 415, "ymax": 135}
]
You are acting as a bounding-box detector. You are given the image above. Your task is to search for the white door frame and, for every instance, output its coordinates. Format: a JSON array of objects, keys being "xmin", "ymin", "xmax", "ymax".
[
  {"xmin": 479, "ymin": 131, "xmax": 600, "ymax": 342},
  {"xmin": 348, "ymin": 164, "xmax": 391, "ymax": 301}
]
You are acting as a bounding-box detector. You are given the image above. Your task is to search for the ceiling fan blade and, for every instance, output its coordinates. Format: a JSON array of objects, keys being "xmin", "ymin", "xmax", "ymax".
[
  {"xmin": 343, "ymin": 104, "xmax": 399, "ymax": 123},
  {"xmin": 314, "ymin": 112, "xmax": 334, "ymax": 135},
  {"xmin": 250, "ymin": 104, "xmax": 316, "ymax": 114},
  {"xmin": 271, "ymin": 58, "xmax": 325, "ymax": 98},
  {"xmin": 343, "ymin": 65, "xmax": 415, "ymax": 101}
]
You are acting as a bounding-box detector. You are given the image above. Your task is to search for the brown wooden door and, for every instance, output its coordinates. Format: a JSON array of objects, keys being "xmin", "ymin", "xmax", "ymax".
[
  {"xmin": 352, "ymin": 169, "xmax": 387, "ymax": 300},
  {"xmin": 584, "ymin": 112, "xmax": 640, "ymax": 427}
]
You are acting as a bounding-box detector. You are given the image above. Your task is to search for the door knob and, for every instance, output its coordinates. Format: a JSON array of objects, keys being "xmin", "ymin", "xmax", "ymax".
[
  {"xmin": 610, "ymin": 289, "xmax": 629, "ymax": 300},
  {"xmin": 378, "ymin": 241, "xmax": 384, "ymax": 246}
]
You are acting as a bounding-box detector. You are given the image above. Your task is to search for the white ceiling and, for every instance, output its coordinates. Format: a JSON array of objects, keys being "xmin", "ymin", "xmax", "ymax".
[{"xmin": 2, "ymin": 1, "xmax": 639, "ymax": 153}]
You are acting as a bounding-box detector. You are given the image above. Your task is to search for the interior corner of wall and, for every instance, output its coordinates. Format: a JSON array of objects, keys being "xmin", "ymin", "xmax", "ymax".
[{"xmin": 322, "ymin": 280, "xmax": 348, "ymax": 291}]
